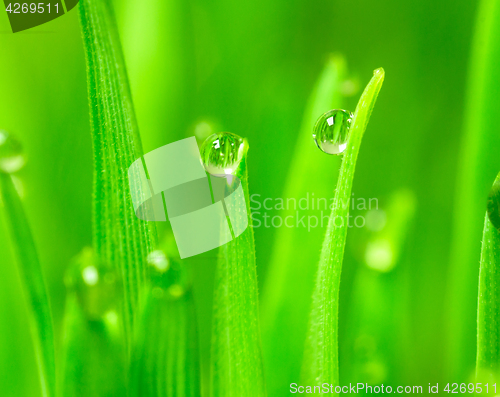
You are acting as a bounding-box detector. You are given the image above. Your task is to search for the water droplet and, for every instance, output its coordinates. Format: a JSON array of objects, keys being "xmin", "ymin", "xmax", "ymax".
[
  {"xmin": 147, "ymin": 249, "xmax": 190, "ymax": 300},
  {"xmin": 82, "ymin": 265, "xmax": 99, "ymax": 286},
  {"xmin": 313, "ymin": 109, "xmax": 353, "ymax": 155},
  {"xmin": 0, "ymin": 130, "xmax": 25, "ymax": 173},
  {"xmin": 200, "ymin": 132, "xmax": 246, "ymax": 175},
  {"xmin": 65, "ymin": 247, "xmax": 121, "ymax": 320},
  {"xmin": 147, "ymin": 250, "xmax": 170, "ymax": 273},
  {"xmin": 487, "ymin": 177, "xmax": 500, "ymax": 231}
]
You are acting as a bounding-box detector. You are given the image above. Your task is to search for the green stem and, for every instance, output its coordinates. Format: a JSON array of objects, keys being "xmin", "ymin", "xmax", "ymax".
[
  {"xmin": 260, "ymin": 55, "xmax": 348, "ymax": 394},
  {"xmin": 210, "ymin": 153, "xmax": 266, "ymax": 397},
  {"xmin": 476, "ymin": 174, "xmax": 500, "ymax": 381},
  {"xmin": 131, "ymin": 288, "xmax": 201, "ymax": 397},
  {"xmin": 448, "ymin": 0, "xmax": 500, "ymax": 378},
  {"xmin": 301, "ymin": 68, "xmax": 385, "ymax": 387}
]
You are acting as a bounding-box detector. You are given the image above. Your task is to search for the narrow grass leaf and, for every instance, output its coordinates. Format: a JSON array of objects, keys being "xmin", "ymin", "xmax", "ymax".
[
  {"xmin": 260, "ymin": 55, "xmax": 348, "ymax": 394},
  {"xmin": 301, "ymin": 68, "xmax": 385, "ymax": 386},
  {"xmin": 131, "ymin": 256, "xmax": 201, "ymax": 397},
  {"xmin": 476, "ymin": 173, "xmax": 500, "ymax": 381},
  {"xmin": 78, "ymin": 0, "xmax": 155, "ymax": 342},
  {"xmin": 448, "ymin": 0, "xmax": 500, "ymax": 378},
  {"xmin": 0, "ymin": 172, "xmax": 55, "ymax": 397},
  {"xmin": 60, "ymin": 247, "xmax": 127, "ymax": 396},
  {"xmin": 210, "ymin": 150, "xmax": 266, "ymax": 397},
  {"xmin": 60, "ymin": 298, "xmax": 127, "ymax": 396}
]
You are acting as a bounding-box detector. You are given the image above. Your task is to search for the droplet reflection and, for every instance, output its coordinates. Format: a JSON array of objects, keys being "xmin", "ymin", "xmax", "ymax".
[
  {"xmin": 65, "ymin": 247, "xmax": 121, "ymax": 321},
  {"xmin": 200, "ymin": 132, "xmax": 245, "ymax": 175},
  {"xmin": 147, "ymin": 249, "xmax": 189, "ymax": 301},
  {"xmin": 313, "ymin": 109, "xmax": 353, "ymax": 155}
]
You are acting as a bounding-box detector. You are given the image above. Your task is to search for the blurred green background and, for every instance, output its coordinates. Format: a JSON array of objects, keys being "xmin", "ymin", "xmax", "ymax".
[{"xmin": 0, "ymin": 0, "xmax": 487, "ymax": 394}]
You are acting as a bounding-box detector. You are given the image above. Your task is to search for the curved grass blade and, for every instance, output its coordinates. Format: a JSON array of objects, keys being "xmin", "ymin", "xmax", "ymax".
[
  {"xmin": 301, "ymin": 68, "xmax": 385, "ymax": 386},
  {"xmin": 78, "ymin": 0, "xmax": 156, "ymax": 343},
  {"xmin": 476, "ymin": 173, "xmax": 500, "ymax": 381},
  {"xmin": 448, "ymin": 0, "xmax": 500, "ymax": 378},
  {"xmin": 210, "ymin": 148, "xmax": 266, "ymax": 397},
  {"xmin": 131, "ymin": 255, "xmax": 201, "ymax": 397},
  {"xmin": 0, "ymin": 172, "xmax": 55, "ymax": 397},
  {"xmin": 260, "ymin": 56, "xmax": 348, "ymax": 394}
]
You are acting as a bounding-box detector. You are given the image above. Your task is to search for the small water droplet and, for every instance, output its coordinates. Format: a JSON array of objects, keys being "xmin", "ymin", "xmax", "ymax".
[
  {"xmin": 65, "ymin": 247, "xmax": 121, "ymax": 320},
  {"xmin": 313, "ymin": 109, "xmax": 353, "ymax": 155},
  {"xmin": 147, "ymin": 249, "xmax": 190, "ymax": 300},
  {"xmin": 0, "ymin": 130, "xmax": 26, "ymax": 173},
  {"xmin": 147, "ymin": 250, "xmax": 170, "ymax": 273},
  {"xmin": 200, "ymin": 132, "xmax": 245, "ymax": 175},
  {"xmin": 82, "ymin": 265, "xmax": 99, "ymax": 286},
  {"xmin": 487, "ymin": 177, "xmax": 500, "ymax": 231}
]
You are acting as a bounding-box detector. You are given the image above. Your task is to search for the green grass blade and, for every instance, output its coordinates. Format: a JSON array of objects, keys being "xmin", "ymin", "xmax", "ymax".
[
  {"xmin": 0, "ymin": 172, "xmax": 55, "ymax": 397},
  {"xmin": 60, "ymin": 247, "xmax": 127, "ymax": 396},
  {"xmin": 476, "ymin": 173, "xmax": 500, "ymax": 381},
  {"xmin": 260, "ymin": 55, "xmax": 348, "ymax": 395},
  {"xmin": 78, "ymin": 0, "xmax": 155, "ymax": 341},
  {"xmin": 448, "ymin": 0, "xmax": 500, "ymax": 378},
  {"xmin": 131, "ymin": 257, "xmax": 201, "ymax": 397},
  {"xmin": 210, "ymin": 151, "xmax": 266, "ymax": 397},
  {"xmin": 301, "ymin": 68, "xmax": 385, "ymax": 386},
  {"xmin": 60, "ymin": 298, "xmax": 127, "ymax": 396}
]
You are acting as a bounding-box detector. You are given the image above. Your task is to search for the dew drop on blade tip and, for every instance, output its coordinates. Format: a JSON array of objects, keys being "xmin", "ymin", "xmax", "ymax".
[
  {"xmin": 200, "ymin": 132, "xmax": 245, "ymax": 175},
  {"xmin": 65, "ymin": 247, "xmax": 121, "ymax": 321},
  {"xmin": 312, "ymin": 109, "xmax": 353, "ymax": 155}
]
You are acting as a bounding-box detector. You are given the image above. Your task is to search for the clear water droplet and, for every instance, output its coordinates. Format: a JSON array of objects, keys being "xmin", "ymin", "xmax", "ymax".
[
  {"xmin": 147, "ymin": 250, "xmax": 170, "ymax": 273},
  {"xmin": 0, "ymin": 130, "xmax": 26, "ymax": 173},
  {"xmin": 200, "ymin": 132, "xmax": 245, "ymax": 175},
  {"xmin": 147, "ymin": 249, "xmax": 189, "ymax": 300},
  {"xmin": 65, "ymin": 247, "xmax": 121, "ymax": 320},
  {"xmin": 313, "ymin": 109, "xmax": 353, "ymax": 155},
  {"xmin": 487, "ymin": 177, "xmax": 500, "ymax": 231}
]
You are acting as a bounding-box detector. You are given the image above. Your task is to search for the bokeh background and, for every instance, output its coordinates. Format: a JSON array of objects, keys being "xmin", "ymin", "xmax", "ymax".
[{"xmin": 0, "ymin": 0, "xmax": 490, "ymax": 395}]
